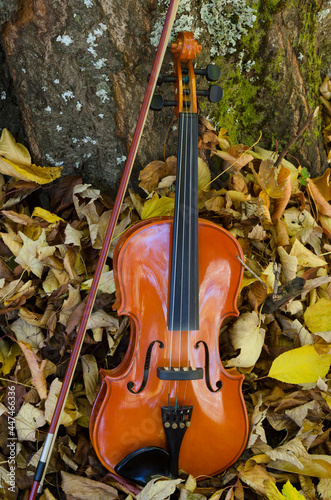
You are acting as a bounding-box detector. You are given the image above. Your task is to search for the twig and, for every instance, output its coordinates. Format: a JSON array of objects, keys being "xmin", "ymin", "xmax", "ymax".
[
  {"xmin": 235, "ymin": 255, "xmax": 267, "ymax": 288},
  {"xmin": 274, "ymin": 106, "xmax": 319, "ymax": 169}
]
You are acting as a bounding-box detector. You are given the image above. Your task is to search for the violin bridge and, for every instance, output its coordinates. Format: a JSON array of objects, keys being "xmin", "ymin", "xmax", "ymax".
[{"xmin": 157, "ymin": 366, "xmax": 203, "ymax": 380}]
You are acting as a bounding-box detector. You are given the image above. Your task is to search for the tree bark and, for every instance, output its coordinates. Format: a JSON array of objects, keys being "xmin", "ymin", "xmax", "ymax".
[{"xmin": 0, "ymin": 0, "xmax": 330, "ymax": 196}]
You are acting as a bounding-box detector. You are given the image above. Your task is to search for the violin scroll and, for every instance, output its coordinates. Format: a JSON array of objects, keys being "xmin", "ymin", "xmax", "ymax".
[{"xmin": 150, "ymin": 32, "xmax": 222, "ymax": 114}]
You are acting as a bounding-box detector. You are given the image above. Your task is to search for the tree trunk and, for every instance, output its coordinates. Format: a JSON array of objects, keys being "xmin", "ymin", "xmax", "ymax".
[{"xmin": 0, "ymin": 0, "xmax": 330, "ymax": 196}]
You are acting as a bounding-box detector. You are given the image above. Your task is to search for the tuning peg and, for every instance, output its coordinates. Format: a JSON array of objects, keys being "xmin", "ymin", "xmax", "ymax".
[
  {"xmin": 194, "ymin": 64, "xmax": 221, "ymax": 82},
  {"xmin": 197, "ymin": 85, "xmax": 223, "ymax": 103},
  {"xmin": 150, "ymin": 95, "xmax": 177, "ymax": 111}
]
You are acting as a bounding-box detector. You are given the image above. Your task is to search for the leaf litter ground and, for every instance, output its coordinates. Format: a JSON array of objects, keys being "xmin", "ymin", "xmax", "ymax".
[{"xmin": 0, "ymin": 106, "xmax": 331, "ymax": 500}]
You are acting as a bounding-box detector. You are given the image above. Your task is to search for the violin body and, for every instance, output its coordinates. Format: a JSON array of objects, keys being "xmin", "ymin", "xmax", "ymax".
[{"xmin": 90, "ymin": 217, "xmax": 248, "ymax": 479}]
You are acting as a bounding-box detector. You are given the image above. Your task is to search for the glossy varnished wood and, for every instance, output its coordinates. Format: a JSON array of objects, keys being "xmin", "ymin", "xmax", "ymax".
[{"xmin": 90, "ymin": 218, "xmax": 249, "ymax": 478}]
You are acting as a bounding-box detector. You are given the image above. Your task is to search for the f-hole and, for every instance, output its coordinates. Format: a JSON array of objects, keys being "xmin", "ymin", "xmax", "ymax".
[
  {"xmin": 195, "ymin": 340, "xmax": 222, "ymax": 393},
  {"xmin": 127, "ymin": 340, "xmax": 164, "ymax": 394}
]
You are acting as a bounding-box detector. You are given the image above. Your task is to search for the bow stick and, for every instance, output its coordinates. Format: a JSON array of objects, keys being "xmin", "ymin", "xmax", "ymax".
[{"xmin": 27, "ymin": 1, "xmax": 180, "ymax": 498}]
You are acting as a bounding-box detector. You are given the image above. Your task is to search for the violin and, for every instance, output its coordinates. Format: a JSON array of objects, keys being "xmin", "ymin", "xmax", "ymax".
[{"xmin": 89, "ymin": 32, "xmax": 248, "ymax": 485}]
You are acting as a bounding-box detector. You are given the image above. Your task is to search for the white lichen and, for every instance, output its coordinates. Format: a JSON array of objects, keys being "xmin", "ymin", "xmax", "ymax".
[
  {"xmin": 1, "ymin": 91, "xmax": 6, "ymax": 100},
  {"xmin": 317, "ymin": 8, "xmax": 330, "ymax": 23},
  {"xmin": 98, "ymin": 114, "xmax": 104, "ymax": 118},
  {"xmin": 96, "ymin": 89, "xmax": 110, "ymax": 102},
  {"xmin": 93, "ymin": 58, "xmax": 107, "ymax": 69},
  {"xmin": 56, "ymin": 35, "xmax": 74, "ymax": 46},
  {"xmin": 45, "ymin": 154, "xmax": 63, "ymax": 166},
  {"xmin": 76, "ymin": 101, "xmax": 82, "ymax": 111},
  {"xmin": 54, "ymin": 79, "xmax": 60, "ymax": 84},
  {"xmin": 45, "ymin": 106, "xmax": 52, "ymax": 112},
  {"xmin": 56, "ymin": 125, "xmax": 63, "ymax": 132},
  {"xmin": 151, "ymin": 0, "xmax": 257, "ymax": 56},
  {"xmin": 62, "ymin": 90, "xmax": 75, "ymax": 102},
  {"xmin": 22, "ymin": 68, "xmax": 26, "ymax": 73},
  {"xmin": 82, "ymin": 136, "xmax": 97, "ymax": 145},
  {"xmin": 117, "ymin": 156, "xmax": 127, "ymax": 165},
  {"xmin": 83, "ymin": 0, "xmax": 94, "ymax": 7},
  {"xmin": 88, "ymin": 46, "xmax": 97, "ymax": 57}
]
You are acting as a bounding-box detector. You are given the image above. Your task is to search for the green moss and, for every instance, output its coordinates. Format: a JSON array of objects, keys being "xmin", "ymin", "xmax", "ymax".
[
  {"xmin": 211, "ymin": 0, "xmax": 322, "ymax": 158},
  {"xmin": 212, "ymin": 0, "xmax": 286, "ymax": 145}
]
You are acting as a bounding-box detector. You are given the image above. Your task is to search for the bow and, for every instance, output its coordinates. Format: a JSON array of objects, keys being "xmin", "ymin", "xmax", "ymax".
[{"xmin": 28, "ymin": 1, "xmax": 180, "ymax": 497}]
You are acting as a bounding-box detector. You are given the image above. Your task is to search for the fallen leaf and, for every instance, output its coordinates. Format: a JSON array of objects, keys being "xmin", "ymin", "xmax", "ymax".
[
  {"xmin": 15, "ymin": 402, "xmax": 46, "ymax": 441},
  {"xmin": 137, "ymin": 477, "xmax": 183, "ymax": 500},
  {"xmin": 45, "ymin": 378, "xmax": 81, "ymax": 426},
  {"xmin": 81, "ymin": 354, "xmax": 99, "ymax": 405},
  {"xmin": 227, "ymin": 311, "xmax": 265, "ymax": 367},
  {"xmin": 268, "ymin": 345, "xmax": 331, "ymax": 383},
  {"xmin": 289, "ymin": 238, "xmax": 326, "ymax": 268},
  {"xmin": 141, "ymin": 194, "xmax": 174, "ymax": 219},
  {"xmin": 10, "ymin": 317, "xmax": 45, "ymax": 351},
  {"xmin": 61, "ymin": 471, "xmax": 118, "ymax": 499},
  {"xmin": 32, "ymin": 207, "xmax": 64, "ymax": 223},
  {"xmin": 0, "ymin": 128, "xmax": 31, "ymax": 166},
  {"xmin": 304, "ymin": 297, "xmax": 331, "ymax": 332},
  {"xmin": 18, "ymin": 342, "xmax": 48, "ymax": 399}
]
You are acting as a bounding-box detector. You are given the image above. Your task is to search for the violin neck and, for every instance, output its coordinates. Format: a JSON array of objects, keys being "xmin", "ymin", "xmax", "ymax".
[{"xmin": 168, "ymin": 112, "xmax": 199, "ymax": 332}]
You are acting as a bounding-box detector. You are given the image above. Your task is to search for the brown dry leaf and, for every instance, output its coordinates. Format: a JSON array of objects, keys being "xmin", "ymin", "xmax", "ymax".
[
  {"xmin": 18, "ymin": 341, "xmax": 48, "ymax": 399},
  {"xmin": 247, "ymin": 281, "xmax": 268, "ymax": 311},
  {"xmin": 213, "ymin": 144, "xmax": 254, "ymax": 173},
  {"xmin": 1, "ymin": 210, "xmax": 34, "ymax": 225},
  {"xmin": 81, "ymin": 354, "xmax": 99, "ymax": 405},
  {"xmin": 238, "ymin": 462, "xmax": 275, "ymax": 497},
  {"xmin": 308, "ymin": 177, "xmax": 331, "ymax": 217},
  {"xmin": 271, "ymin": 166, "xmax": 292, "ymax": 220},
  {"xmin": 139, "ymin": 157, "xmax": 177, "ymax": 194},
  {"xmin": 61, "ymin": 471, "xmax": 118, "ymax": 499},
  {"xmin": 252, "ymin": 160, "xmax": 287, "ymax": 199},
  {"xmin": 310, "ymin": 167, "xmax": 331, "ymax": 201}
]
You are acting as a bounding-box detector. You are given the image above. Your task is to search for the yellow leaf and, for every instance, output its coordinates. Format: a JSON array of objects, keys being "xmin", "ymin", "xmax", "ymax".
[
  {"xmin": 141, "ymin": 194, "xmax": 174, "ymax": 219},
  {"xmin": 0, "ymin": 156, "xmax": 61, "ymax": 184},
  {"xmin": 264, "ymin": 481, "xmax": 285, "ymax": 500},
  {"xmin": 43, "ymin": 269, "xmax": 60, "ymax": 294},
  {"xmin": 0, "ymin": 340, "xmax": 21, "ymax": 375},
  {"xmin": 198, "ymin": 157, "xmax": 211, "ymax": 191},
  {"xmin": 32, "ymin": 207, "xmax": 64, "ymax": 223},
  {"xmin": 304, "ymin": 297, "xmax": 331, "ymax": 332},
  {"xmin": 0, "ymin": 231, "xmax": 22, "ymax": 257},
  {"xmin": 227, "ymin": 311, "xmax": 265, "ymax": 367},
  {"xmin": 290, "ymin": 238, "xmax": 326, "ymax": 268},
  {"xmin": 282, "ymin": 481, "xmax": 306, "ymax": 500},
  {"xmin": 268, "ymin": 345, "xmax": 331, "ymax": 383},
  {"xmin": 0, "ymin": 128, "xmax": 31, "ymax": 166}
]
